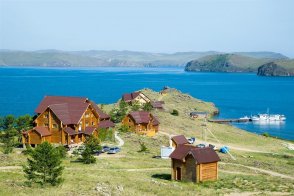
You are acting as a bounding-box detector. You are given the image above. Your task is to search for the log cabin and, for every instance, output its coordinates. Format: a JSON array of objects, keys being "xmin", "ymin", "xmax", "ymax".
[
  {"xmin": 22, "ymin": 96, "xmax": 114, "ymax": 146},
  {"xmin": 122, "ymin": 111, "xmax": 159, "ymax": 136},
  {"xmin": 122, "ymin": 91, "xmax": 151, "ymax": 105},
  {"xmin": 170, "ymin": 145, "xmax": 220, "ymax": 183}
]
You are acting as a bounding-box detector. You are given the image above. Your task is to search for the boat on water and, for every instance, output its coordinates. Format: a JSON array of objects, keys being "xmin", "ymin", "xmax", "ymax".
[{"xmin": 251, "ymin": 114, "xmax": 286, "ymax": 121}]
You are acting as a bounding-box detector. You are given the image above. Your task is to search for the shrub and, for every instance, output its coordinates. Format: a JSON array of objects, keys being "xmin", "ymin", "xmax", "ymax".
[
  {"xmin": 119, "ymin": 125, "xmax": 130, "ymax": 133},
  {"xmin": 262, "ymin": 132, "xmax": 270, "ymax": 137},
  {"xmin": 80, "ymin": 146, "xmax": 96, "ymax": 164},
  {"xmin": 99, "ymin": 128, "xmax": 115, "ymax": 142},
  {"xmin": 142, "ymin": 102, "xmax": 152, "ymax": 112},
  {"xmin": 55, "ymin": 146, "xmax": 67, "ymax": 159},
  {"xmin": 23, "ymin": 142, "xmax": 64, "ymax": 186},
  {"xmin": 170, "ymin": 109, "xmax": 179, "ymax": 116},
  {"xmin": 138, "ymin": 141, "xmax": 148, "ymax": 152}
]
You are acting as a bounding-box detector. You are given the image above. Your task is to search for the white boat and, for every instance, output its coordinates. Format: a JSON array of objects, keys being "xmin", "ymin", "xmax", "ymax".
[
  {"xmin": 239, "ymin": 116, "xmax": 251, "ymax": 120},
  {"xmin": 251, "ymin": 114, "xmax": 286, "ymax": 121}
]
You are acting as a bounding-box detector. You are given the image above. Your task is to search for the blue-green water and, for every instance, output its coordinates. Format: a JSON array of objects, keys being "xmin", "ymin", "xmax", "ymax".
[{"xmin": 0, "ymin": 66, "xmax": 293, "ymax": 140}]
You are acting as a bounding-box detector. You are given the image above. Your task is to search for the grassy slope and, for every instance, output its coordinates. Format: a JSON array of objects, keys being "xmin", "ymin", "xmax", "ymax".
[
  {"xmin": 0, "ymin": 89, "xmax": 293, "ymax": 195},
  {"xmin": 185, "ymin": 54, "xmax": 294, "ymax": 73}
]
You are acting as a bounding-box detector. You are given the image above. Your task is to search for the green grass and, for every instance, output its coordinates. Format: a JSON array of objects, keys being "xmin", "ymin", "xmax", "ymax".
[{"xmin": 0, "ymin": 89, "xmax": 293, "ymax": 195}]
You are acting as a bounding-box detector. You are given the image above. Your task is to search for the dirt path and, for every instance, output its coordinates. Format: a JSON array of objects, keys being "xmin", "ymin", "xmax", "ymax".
[
  {"xmin": 220, "ymin": 162, "xmax": 294, "ymax": 180},
  {"xmin": 0, "ymin": 166, "xmax": 22, "ymax": 170},
  {"xmin": 115, "ymin": 132, "xmax": 124, "ymax": 147}
]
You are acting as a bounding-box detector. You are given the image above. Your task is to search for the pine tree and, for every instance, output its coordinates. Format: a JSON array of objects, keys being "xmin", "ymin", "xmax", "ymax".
[{"xmin": 23, "ymin": 142, "xmax": 64, "ymax": 186}]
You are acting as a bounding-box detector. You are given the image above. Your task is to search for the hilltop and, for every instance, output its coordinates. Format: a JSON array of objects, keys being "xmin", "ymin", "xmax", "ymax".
[
  {"xmin": 185, "ymin": 53, "xmax": 294, "ymax": 76},
  {"xmin": 0, "ymin": 50, "xmax": 287, "ymax": 67},
  {"xmin": 0, "ymin": 88, "xmax": 293, "ymax": 195}
]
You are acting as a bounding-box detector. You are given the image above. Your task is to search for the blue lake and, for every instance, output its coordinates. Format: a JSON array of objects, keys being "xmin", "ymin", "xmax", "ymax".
[{"xmin": 0, "ymin": 66, "xmax": 293, "ymax": 140}]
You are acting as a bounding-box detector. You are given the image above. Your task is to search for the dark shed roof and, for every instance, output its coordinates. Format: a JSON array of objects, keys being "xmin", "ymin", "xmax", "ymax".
[
  {"xmin": 99, "ymin": 120, "xmax": 115, "ymax": 129},
  {"xmin": 171, "ymin": 135, "xmax": 189, "ymax": 145},
  {"xmin": 170, "ymin": 145, "xmax": 220, "ymax": 164},
  {"xmin": 64, "ymin": 127, "xmax": 76, "ymax": 136},
  {"xmin": 84, "ymin": 127, "xmax": 97, "ymax": 135},
  {"xmin": 34, "ymin": 126, "xmax": 51, "ymax": 137},
  {"xmin": 151, "ymin": 101, "xmax": 165, "ymax": 109}
]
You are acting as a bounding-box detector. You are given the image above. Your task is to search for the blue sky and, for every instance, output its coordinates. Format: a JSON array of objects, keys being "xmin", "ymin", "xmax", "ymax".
[{"xmin": 0, "ymin": 0, "xmax": 293, "ymax": 57}]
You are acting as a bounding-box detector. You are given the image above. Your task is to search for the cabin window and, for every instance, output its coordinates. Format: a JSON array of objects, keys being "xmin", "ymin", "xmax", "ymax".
[
  {"xmin": 92, "ymin": 122, "xmax": 95, "ymax": 126},
  {"xmin": 128, "ymin": 119, "xmax": 131, "ymax": 123},
  {"xmin": 52, "ymin": 124, "xmax": 57, "ymax": 128},
  {"xmin": 85, "ymin": 122, "xmax": 89, "ymax": 126},
  {"xmin": 44, "ymin": 123, "xmax": 49, "ymax": 127},
  {"xmin": 85, "ymin": 113, "xmax": 90, "ymax": 118},
  {"xmin": 44, "ymin": 114, "xmax": 49, "ymax": 118}
]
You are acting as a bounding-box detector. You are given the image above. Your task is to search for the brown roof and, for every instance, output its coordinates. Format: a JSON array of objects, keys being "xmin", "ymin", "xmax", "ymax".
[
  {"xmin": 171, "ymin": 135, "xmax": 189, "ymax": 145},
  {"xmin": 151, "ymin": 101, "xmax": 165, "ymax": 109},
  {"xmin": 122, "ymin": 92, "xmax": 141, "ymax": 102},
  {"xmin": 99, "ymin": 120, "xmax": 115, "ymax": 129},
  {"xmin": 34, "ymin": 126, "xmax": 51, "ymax": 137},
  {"xmin": 170, "ymin": 145, "xmax": 220, "ymax": 164},
  {"xmin": 35, "ymin": 96, "xmax": 88, "ymax": 114},
  {"xmin": 128, "ymin": 111, "xmax": 159, "ymax": 125},
  {"xmin": 84, "ymin": 126, "xmax": 97, "ymax": 135},
  {"xmin": 49, "ymin": 103, "xmax": 89, "ymax": 125},
  {"xmin": 90, "ymin": 101, "xmax": 110, "ymax": 120},
  {"xmin": 35, "ymin": 96, "xmax": 105, "ymax": 125},
  {"xmin": 64, "ymin": 127, "xmax": 76, "ymax": 136}
]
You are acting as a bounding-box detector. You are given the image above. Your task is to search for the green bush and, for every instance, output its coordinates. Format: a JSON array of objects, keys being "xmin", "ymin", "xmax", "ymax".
[
  {"xmin": 170, "ymin": 109, "xmax": 179, "ymax": 116},
  {"xmin": 99, "ymin": 128, "xmax": 115, "ymax": 142},
  {"xmin": 142, "ymin": 102, "xmax": 152, "ymax": 112},
  {"xmin": 262, "ymin": 132, "xmax": 270, "ymax": 137},
  {"xmin": 138, "ymin": 141, "xmax": 148, "ymax": 152},
  {"xmin": 80, "ymin": 147, "xmax": 96, "ymax": 164},
  {"xmin": 55, "ymin": 146, "xmax": 67, "ymax": 159},
  {"xmin": 119, "ymin": 125, "xmax": 130, "ymax": 133}
]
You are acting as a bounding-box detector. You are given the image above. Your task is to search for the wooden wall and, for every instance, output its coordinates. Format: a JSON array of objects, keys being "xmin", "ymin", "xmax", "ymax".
[{"xmin": 171, "ymin": 157, "xmax": 218, "ymax": 183}]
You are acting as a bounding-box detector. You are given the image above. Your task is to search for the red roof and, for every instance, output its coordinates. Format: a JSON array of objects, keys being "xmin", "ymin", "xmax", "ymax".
[
  {"xmin": 151, "ymin": 101, "xmax": 165, "ymax": 109},
  {"xmin": 35, "ymin": 96, "xmax": 110, "ymax": 125},
  {"xmin": 122, "ymin": 91, "xmax": 141, "ymax": 102},
  {"xmin": 99, "ymin": 120, "xmax": 115, "ymax": 129},
  {"xmin": 171, "ymin": 135, "xmax": 189, "ymax": 145},
  {"xmin": 34, "ymin": 126, "xmax": 51, "ymax": 137},
  {"xmin": 64, "ymin": 127, "xmax": 76, "ymax": 136},
  {"xmin": 84, "ymin": 126, "xmax": 96, "ymax": 135},
  {"xmin": 129, "ymin": 111, "xmax": 159, "ymax": 125},
  {"xmin": 170, "ymin": 145, "xmax": 220, "ymax": 164},
  {"xmin": 35, "ymin": 96, "xmax": 88, "ymax": 114}
]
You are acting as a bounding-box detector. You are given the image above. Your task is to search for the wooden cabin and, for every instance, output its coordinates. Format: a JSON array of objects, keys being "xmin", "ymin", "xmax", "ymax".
[
  {"xmin": 170, "ymin": 145, "xmax": 220, "ymax": 183},
  {"xmin": 122, "ymin": 91, "xmax": 151, "ymax": 105},
  {"xmin": 22, "ymin": 96, "xmax": 114, "ymax": 146},
  {"xmin": 171, "ymin": 135, "xmax": 190, "ymax": 148},
  {"xmin": 122, "ymin": 111, "xmax": 159, "ymax": 136}
]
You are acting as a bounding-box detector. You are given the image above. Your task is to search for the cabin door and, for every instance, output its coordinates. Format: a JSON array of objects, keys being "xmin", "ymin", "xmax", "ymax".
[{"xmin": 176, "ymin": 167, "xmax": 181, "ymax": 180}]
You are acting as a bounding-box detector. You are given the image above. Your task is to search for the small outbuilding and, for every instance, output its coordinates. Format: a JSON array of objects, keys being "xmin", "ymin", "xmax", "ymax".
[
  {"xmin": 190, "ymin": 112, "xmax": 208, "ymax": 119},
  {"xmin": 151, "ymin": 101, "xmax": 165, "ymax": 110},
  {"xmin": 170, "ymin": 145, "xmax": 220, "ymax": 183},
  {"xmin": 171, "ymin": 135, "xmax": 189, "ymax": 148}
]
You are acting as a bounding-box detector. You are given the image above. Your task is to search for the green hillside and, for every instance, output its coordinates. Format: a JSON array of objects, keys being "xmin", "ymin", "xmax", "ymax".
[{"xmin": 185, "ymin": 53, "xmax": 294, "ymax": 74}]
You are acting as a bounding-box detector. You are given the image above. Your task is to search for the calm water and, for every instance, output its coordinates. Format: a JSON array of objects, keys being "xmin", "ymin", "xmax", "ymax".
[{"xmin": 0, "ymin": 66, "xmax": 293, "ymax": 140}]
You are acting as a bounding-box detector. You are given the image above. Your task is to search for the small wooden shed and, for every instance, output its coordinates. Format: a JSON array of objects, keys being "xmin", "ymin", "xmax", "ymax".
[{"xmin": 170, "ymin": 145, "xmax": 220, "ymax": 183}]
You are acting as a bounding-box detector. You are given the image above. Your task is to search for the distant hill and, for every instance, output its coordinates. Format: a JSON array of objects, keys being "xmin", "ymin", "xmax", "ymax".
[
  {"xmin": 0, "ymin": 50, "xmax": 288, "ymax": 67},
  {"xmin": 0, "ymin": 50, "xmax": 219, "ymax": 67},
  {"xmin": 185, "ymin": 53, "xmax": 294, "ymax": 76}
]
